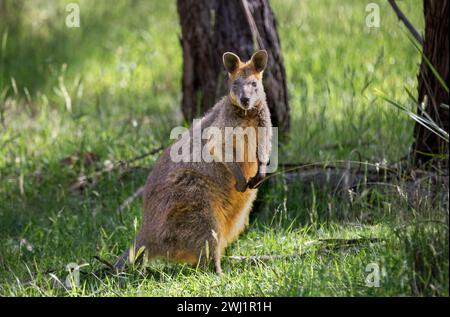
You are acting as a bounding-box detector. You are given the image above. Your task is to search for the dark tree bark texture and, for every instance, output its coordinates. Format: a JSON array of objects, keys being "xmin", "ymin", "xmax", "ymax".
[{"xmin": 413, "ymin": 0, "xmax": 449, "ymax": 167}]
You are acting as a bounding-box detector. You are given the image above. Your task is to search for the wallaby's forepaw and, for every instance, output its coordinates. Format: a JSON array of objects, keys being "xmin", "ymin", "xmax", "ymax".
[
  {"xmin": 235, "ymin": 179, "xmax": 247, "ymax": 192},
  {"xmin": 247, "ymin": 172, "xmax": 265, "ymax": 189}
]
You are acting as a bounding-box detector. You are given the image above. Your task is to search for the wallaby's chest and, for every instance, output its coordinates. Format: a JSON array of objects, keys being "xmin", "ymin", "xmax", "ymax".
[
  {"xmin": 213, "ymin": 188, "xmax": 258, "ymax": 250},
  {"xmin": 238, "ymin": 117, "xmax": 259, "ymax": 179}
]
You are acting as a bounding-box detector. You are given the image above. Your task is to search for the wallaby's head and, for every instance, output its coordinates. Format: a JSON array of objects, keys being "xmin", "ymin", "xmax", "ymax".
[{"xmin": 223, "ymin": 50, "xmax": 268, "ymax": 111}]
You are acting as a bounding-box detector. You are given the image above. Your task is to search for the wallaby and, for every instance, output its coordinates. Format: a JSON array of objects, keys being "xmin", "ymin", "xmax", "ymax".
[{"xmin": 115, "ymin": 50, "xmax": 272, "ymax": 274}]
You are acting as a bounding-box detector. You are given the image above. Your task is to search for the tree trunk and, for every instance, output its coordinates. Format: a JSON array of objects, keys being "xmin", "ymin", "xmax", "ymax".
[
  {"xmin": 177, "ymin": 0, "xmax": 290, "ymax": 135},
  {"xmin": 413, "ymin": 0, "xmax": 449, "ymax": 168}
]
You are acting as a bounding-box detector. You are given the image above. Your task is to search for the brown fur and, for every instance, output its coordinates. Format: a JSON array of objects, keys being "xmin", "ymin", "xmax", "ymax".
[{"xmin": 115, "ymin": 51, "xmax": 272, "ymax": 274}]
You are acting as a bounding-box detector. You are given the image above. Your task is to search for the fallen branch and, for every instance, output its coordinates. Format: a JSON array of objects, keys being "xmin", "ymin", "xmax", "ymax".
[
  {"xmin": 114, "ymin": 160, "xmax": 448, "ymax": 214},
  {"xmin": 93, "ymin": 255, "xmax": 115, "ymax": 271},
  {"xmin": 228, "ymin": 255, "xmax": 290, "ymax": 261},
  {"xmin": 251, "ymin": 160, "xmax": 397, "ymax": 191},
  {"xmin": 70, "ymin": 146, "xmax": 162, "ymax": 193},
  {"xmin": 116, "ymin": 185, "xmax": 145, "ymax": 214}
]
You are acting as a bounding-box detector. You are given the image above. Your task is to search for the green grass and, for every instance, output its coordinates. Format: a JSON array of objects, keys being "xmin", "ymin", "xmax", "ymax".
[{"xmin": 0, "ymin": 0, "xmax": 448, "ymax": 296}]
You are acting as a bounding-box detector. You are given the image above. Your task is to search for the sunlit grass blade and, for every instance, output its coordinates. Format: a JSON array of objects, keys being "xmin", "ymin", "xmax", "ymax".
[{"xmin": 375, "ymin": 88, "xmax": 449, "ymax": 143}]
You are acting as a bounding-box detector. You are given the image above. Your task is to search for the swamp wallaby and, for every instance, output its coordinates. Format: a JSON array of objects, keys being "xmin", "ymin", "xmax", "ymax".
[{"xmin": 115, "ymin": 50, "xmax": 272, "ymax": 274}]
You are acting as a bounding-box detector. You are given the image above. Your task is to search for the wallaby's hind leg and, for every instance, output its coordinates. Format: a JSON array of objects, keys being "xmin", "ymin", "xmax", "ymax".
[
  {"xmin": 213, "ymin": 246, "xmax": 223, "ymax": 275},
  {"xmin": 194, "ymin": 233, "xmax": 222, "ymax": 275},
  {"xmin": 165, "ymin": 203, "xmax": 223, "ymax": 274}
]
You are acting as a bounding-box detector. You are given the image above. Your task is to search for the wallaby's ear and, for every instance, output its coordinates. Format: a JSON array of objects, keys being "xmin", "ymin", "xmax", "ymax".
[
  {"xmin": 250, "ymin": 50, "xmax": 268, "ymax": 73},
  {"xmin": 223, "ymin": 52, "xmax": 241, "ymax": 74}
]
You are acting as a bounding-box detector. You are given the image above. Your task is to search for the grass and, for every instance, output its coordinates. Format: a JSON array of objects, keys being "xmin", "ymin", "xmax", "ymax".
[{"xmin": 0, "ymin": 0, "xmax": 448, "ymax": 296}]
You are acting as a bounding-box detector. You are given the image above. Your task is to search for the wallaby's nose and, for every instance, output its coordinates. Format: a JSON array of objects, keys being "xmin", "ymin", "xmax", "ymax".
[{"xmin": 240, "ymin": 97, "xmax": 250, "ymax": 106}]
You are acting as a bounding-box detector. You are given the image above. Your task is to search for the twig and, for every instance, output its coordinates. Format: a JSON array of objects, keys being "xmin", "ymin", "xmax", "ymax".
[
  {"xmin": 245, "ymin": 160, "xmax": 397, "ymax": 190},
  {"xmin": 318, "ymin": 237, "xmax": 382, "ymax": 245},
  {"xmin": 70, "ymin": 146, "xmax": 162, "ymax": 193},
  {"xmin": 126, "ymin": 147, "xmax": 164, "ymax": 165},
  {"xmin": 241, "ymin": 0, "xmax": 264, "ymax": 50},
  {"xmin": 278, "ymin": 160, "xmax": 395, "ymax": 173},
  {"xmin": 93, "ymin": 255, "xmax": 115, "ymax": 272},
  {"xmin": 228, "ymin": 255, "xmax": 291, "ymax": 261},
  {"xmin": 257, "ymin": 160, "xmax": 397, "ymax": 188},
  {"xmin": 388, "ymin": 0, "xmax": 423, "ymax": 45}
]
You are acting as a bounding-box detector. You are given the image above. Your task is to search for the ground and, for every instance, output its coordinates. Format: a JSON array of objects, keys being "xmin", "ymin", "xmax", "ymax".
[{"xmin": 0, "ymin": 0, "xmax": 448, "ymax": 296}]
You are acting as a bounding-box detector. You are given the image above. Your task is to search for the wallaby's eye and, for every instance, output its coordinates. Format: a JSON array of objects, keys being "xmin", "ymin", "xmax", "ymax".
[{"xmin": 251, "ymin": 81, "xmax": 257, "ymax": 87}]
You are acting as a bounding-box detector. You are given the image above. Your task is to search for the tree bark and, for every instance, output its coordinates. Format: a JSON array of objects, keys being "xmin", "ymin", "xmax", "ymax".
[
  {"xmin": 413, "ymin": 0, "xmax": 449, "ymax": 168},
  {"xmin": 177, "ymin": 0, "xmax": 290, "ymax": 135}
]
